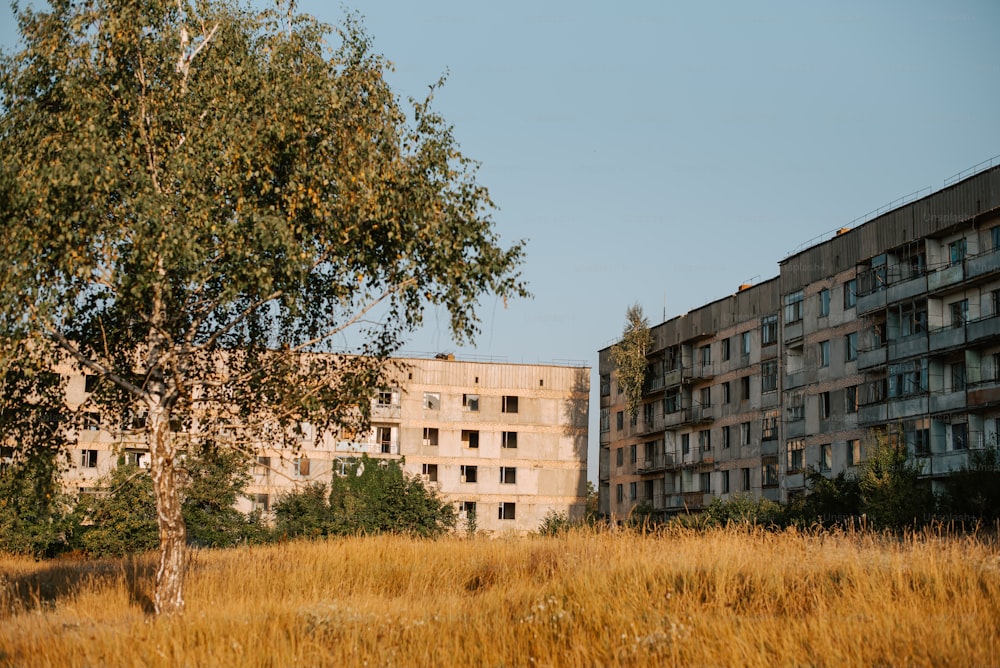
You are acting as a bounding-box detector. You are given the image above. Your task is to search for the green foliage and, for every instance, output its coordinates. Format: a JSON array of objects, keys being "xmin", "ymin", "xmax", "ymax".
[
  {"xmin": 610, "ymin": 304, "xmax": 652, "ymax": 419},
  {"xmin": 701, "ymin": 495, "xmax": 785, "ymax": 528},
  {"xmin": 275, "ymin": 456, "xmax": 456, "ymax": 538},
  {"xmin": 537, "ymin": 510, "xmax": 571, "ymax": 536},
  {"xmin": 785, "ymin": 470, "xmax": 862, "ymax": 526},
  {"xmin": 857, "ymin": 432, "xmax": 935, "ymax": 530},
  {"xmin": 0, "ymin": 453, "xmax": 73, "ymax": 557},
  {"xmin": 938, "ymin": 447, "xmax": 1000, "ymax": 522},
  {"xmin": 75, "ymin": 446, "xmax": 262, "ymax": 556}
]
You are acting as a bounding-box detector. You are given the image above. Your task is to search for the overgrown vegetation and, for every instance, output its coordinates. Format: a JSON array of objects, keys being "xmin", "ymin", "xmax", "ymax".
[
  {"xmin": 2, "ymin": 527, "xmax": 998, "ymax": 667},
  {"xmin": 610, "ymin": 304, "xmax": 652, "ymax": 419}
]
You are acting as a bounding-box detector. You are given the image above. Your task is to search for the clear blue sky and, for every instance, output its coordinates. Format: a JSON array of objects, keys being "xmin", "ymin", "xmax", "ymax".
[{"xmin": 4, "ymin": 1, "xmax": 999, "ymax": 480}]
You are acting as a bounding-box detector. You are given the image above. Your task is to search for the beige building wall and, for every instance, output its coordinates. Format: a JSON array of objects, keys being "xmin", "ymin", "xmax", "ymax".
[{"xmin": 59, "ymin": 356, "xmax": 589, "ymax": 535}]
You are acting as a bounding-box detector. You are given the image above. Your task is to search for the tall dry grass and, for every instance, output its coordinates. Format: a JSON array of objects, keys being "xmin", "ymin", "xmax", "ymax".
[{"xmin": 1, "ymin": 526, "xmax": 998, "ymax": 667}]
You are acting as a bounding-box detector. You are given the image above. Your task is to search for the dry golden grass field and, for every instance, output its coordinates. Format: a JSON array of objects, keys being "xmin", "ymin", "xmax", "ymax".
[{"xmin": 2, "ymin": 526, "xmax": 999, "ymax": 667}]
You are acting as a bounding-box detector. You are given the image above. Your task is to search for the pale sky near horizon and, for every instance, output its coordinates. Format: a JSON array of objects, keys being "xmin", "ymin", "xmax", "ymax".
[{"xmin": 3, "ymin": 1, "xmax": 999, "ymax": 481}]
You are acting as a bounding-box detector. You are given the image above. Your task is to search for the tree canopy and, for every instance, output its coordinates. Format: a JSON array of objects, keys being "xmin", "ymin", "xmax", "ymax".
[
  {"xmin": 0, "ymin": 0, "xmax": 526, "ymax": 614},
  {"xmin": 611, "ymin": 303, "xmax": 651, "ymax": 419}
]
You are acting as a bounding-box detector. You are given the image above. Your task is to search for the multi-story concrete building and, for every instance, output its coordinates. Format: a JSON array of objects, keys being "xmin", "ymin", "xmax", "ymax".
[
  {"xmin": 62, "ymin": 355, "xmax": 591, "ymax": 534},
  {"xmin": 599, "ymin": 164, "xmax": 1000, "ymax": 519}
]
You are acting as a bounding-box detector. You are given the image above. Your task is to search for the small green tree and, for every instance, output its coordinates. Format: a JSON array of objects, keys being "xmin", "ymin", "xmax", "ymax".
[
  {"xmin": 611, "ymin": 304, "xmax": 652, "ymax": 419},
  {"xmin": 786, "ymin": 469, "xmax": 861, "ymax": 526},
  {"xmin": 273, "ymin": 482, "xmax": 334, "ymax": 539},
  {"xmin": 327, "ymin": 455, "xmax": 456, "ymax": 537},
  {"xmin": 0, "ymin": 454, "xmax": 74, "ymax": 558},
  {"xmin": 938, "ymin": 447, "xmax": 1000, "ymax": 522},
  {"xmin": 857, "ymin": 430, "xmax": 934, "ymax": 530}
]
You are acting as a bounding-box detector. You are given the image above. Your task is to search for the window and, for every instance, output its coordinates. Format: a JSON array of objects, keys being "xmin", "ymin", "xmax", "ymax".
[
  {"xmin": 502, "ymin": 431, "xmax": 518, "ymax": 449},
  {"xmin": 462, "ymin": 394, "xmax": 480, "ymax": 412},
  {"xmin": 786, "ymin": 440, "xmax": 804, "ymax": 472},
  {"xmin": 502, "ymin": 395, "xmax": 519, "ymax": 413},
  {"xmin": 461, "ymin": 429, "xmax": 480, "ymax": 449},
  {"xmin": 761, "ymin": 361, "xmax": 777, "ymax": 393},
  {"xmin": 762, "ymin": 409, "xmax": 779, "ymax": 441},
  {"xmin": 83, "ymin": 412, "xmax": 101, "ymax": 431},
  {"xmin": 787, "ymin": 398, "xmax": 804, "ymax": 421},
  {"xmin": 630, "ymin": 444, "xmax": 637, "ymax": 464},
  {"xmin": 847, "ymin": 439, "xmax": 862, "ymax": 466},
  {"xmin": 84, "ymin": 374, "xmax": 99, "ymax": 393},
  {"xmin": 629, "ymin": 482, "xmax": 637, "ymax": 500},
  {"xmin": 500, "ymin": 467, "xmax": 517, "ymax": 484},
  {"xmin": 643, "ymin": 402, "xmax": 654, "ymax": 425},
  {"xmin": 845, "ymin": 332, "xmax": 858, "ymax": 362},
  {"xmin": 820, "ymin": 444, "xmax": 832, "ymax": 471},
  {"xmin": 421, "ymin": 463, "xmax": 438, "ymax": 482},
  {"xmin": 722, "ymin": 338, "xmax": 731, "ymax": 361},
  {"xmin": 461, "ymin": 465, "xmax": 478, "ymax": 483},
  {"xmin": 952, "ymin": 423, "xmax": 968, "ymax": 450},
  {"xmin": 255, "ymin": 456, "xmax": 271, "ymax": 474},
  {"xmin": 616, "ymin": 448, "xmax": 623, "ymax": 467},
  {"xmin": 681, "ymin": 433, "xmax": 690, "ymax": 455},
  {"xmin": 901, "ymin": 302, "xmax": 928, "ymax": 337},
  {"xmin": 294, "ymin": 457, "xmax": 310, "ymax": 477},
  {"xmin": 721, "ymin": 470, "xmax": 731, "ymax": 494},
  {"xmin": 952, "ymin": 362, "xmax": 966, "ymax": 392},
  {"xmin": 616, "ymin": 484, "xmax": 623, "ymax": 503},
  {"xmin": 423, "ymin": 392, "xmax": 440, "ymax": 410},
  {"xmin": 422, "ymin": 427, "xmax": 439, "ymax": 446},
  {"xmin": 81, "ymin": 449, "xmax": 98, "ymax": 468},
  {"xmin": 819, "ymin": 340, "xmax": 830, "ymax": 367},
  {"xmin": 761, "ymin": 315, "xmax": 778, "ymax": 345},
  {"xmin": 376, "ymin": 426, "xmax": 393, "ymax": 454},
  {"xmin": 616, "ymin": 411, "xmax": 624, "ymax": 430},
  {"xmin": 742, "ymin": 331, "xmax": 752, "ymax": 356},
  {"xmin": 722, "ymin": 425, "xmax": 731, "ymax": 449},
  {"xmin": 819, "ymin": 288, "xmax": 830, "ymax": 317},
  {"xmin": 741, "ymin": 376, "xmax": 751, "ymax": 400},
  {"xmin": 253, "ymin": 494, "xmax": 270, "ymax": 512},
  {"xmin": 819, "ymin": 392, "xmax": 831, "ymax": 420},
  {"xmin": 741, "ymin": 467, "xmax": 751, "ymax": 491},
  {"xmin": 784, "ymin": 290, "xmax": 804, "ymax": 323},
  {"xmin": 700, "ymin": 387, "xmax": 711, "ymax": 407},
  {"xmin": 992, "ymin": 226, "xmax": 1000, "ymax": 251},
  {"xmin": 762, "ymin": 456, "xmax": 778, "ymax": 487},
  {"xmin": 699, "ymin": 429, "xmax": 711, "ymax": 452},
  {"xmin": 664, "ymin": 389, "xmax": 680, "ymax": 413},
  {"xmin": 845, "ymin": 386, "xmax": 858, "ymax": 413},
  {"xmin": 699, "ymin": 472, "xmax": 711, "ymax": 494},
  {"xmin": 376, "ymin": 390, "xmax": 394, "ymax": 407},
  {"xmin": 950, "ymin": 300, "xmax": 968, "ymax": 328},
  {"xmin": 600, "ymin": 374, "xmax": 611, "ymax": 396},
  {"xmin": 993, "ymin": 289, "xmax": 1000, "ymax": 317},
  {"xmin": 949, "ymin": 238, "xmax": 966, "ymax": 266},
  {"xmin": 498, "ymin": 502, "xmax": 516, "ymax": 520},
  {"xmin": 888, "ymin": 359, "xmax": 928, "ymax": 398},
  {"xmin": 700, "ymin": 344, "xmax": 711, "ymax": 366},
  {"xmin": 461, "ymin": 501, "xmax": 476, "ymax": 517},
  {"xmin": 722, "ymin": 382, "xmax": 731, "ymax": 404},
  {"xmin": 907, "ymin": 420, "xmax": 931, "ymax": 456},
  {"xmin": 844, "ymin": 279, "xmax": 858, "ymax": 309},
  {"xmin": 740, "ymin": 422, "xmax": 751, "ymax": 446}
]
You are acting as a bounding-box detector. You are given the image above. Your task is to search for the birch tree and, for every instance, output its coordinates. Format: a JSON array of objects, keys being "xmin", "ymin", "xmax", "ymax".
[
  {"xmin": 611, "ymin": 304, "xmax": 651, "ymax": 419},
  {"xmin": 0, "ymin": 0, "xmax": 526, "ymax": 614}
]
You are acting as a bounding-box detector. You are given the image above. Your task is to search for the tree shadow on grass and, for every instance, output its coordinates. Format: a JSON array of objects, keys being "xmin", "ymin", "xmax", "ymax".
[{"xmin": 1, "ymin": 554, "xmax": 157, "ymax": 616}]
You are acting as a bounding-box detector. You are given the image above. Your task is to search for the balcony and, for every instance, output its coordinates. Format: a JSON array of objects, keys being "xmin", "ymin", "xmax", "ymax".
[
  {"xmin": 927, "ymin": 264, "xmax": 964, "ymax": 293},
  {"xmin": 335, "ymin": 439, "xmax": 400, "ymax": 455},
  {"xmin": 858, "ymin": 403, "xmax": 887, "ymax": 425},
  {"xmin": 967, "ymin": 313, "xmax": 1000, "ymax": 345},
  {"xmin": 644, "ymin": 374, "xmax": 665, "ymax": 395},
  {"xmin": 372, "ymin": 403, "xmax": 402, "ymax": 420},
  {"xmin": 785, "ymin": 418, "xmax": 806, "ymax": 438},
  {"xmin": 681, "ymin": 403, "xmax": 714, "ymax": 424},
  {"xmin": 784, "ymin": 370, "xmax": 807, "ymax": 390},
  {"xmin": 886, "ymin": 274, "xmax": 928, "ymax": 305},
  {"xmin": 929, "ymin": 325, "xmax": 965, "ymax": 353},
  {"xmin": 664, "ymin": 367, "xmax": 685, "ymax": 387},
  {"xmin": 856, "ymin": 289, "xmax": 887, "ymax": 316},
  {"xmin": 783, "ymin": 320, "xmax": 803, "ymax": 343},
  {"xmin": 686, "ymin": 362, "xmax": 717, "ymax": 382},
  {"xmin": 857, "ymin": 345, "xmax": 887, "ymax": 370},
  {"xmin": 968, "ymin": 377, "xmax": 1000, "ymax": 408},
  {"xmin": 967, "ymin": 247, "xmax": 1000, "ymax": 279},
  {"xmin": 929, "ymin": 389, "xmax": 967, "ymax": 414},
  {"xmin": 888, "ymin": 334, "xmax": 928, "ymax": 360},
  {"xmin": 885, "ymin": 394, "xmax": 928, "ymax": 421},
  {"xmin": 638, "ymin": 453, "xmax": 673, "ymax": 474}
]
